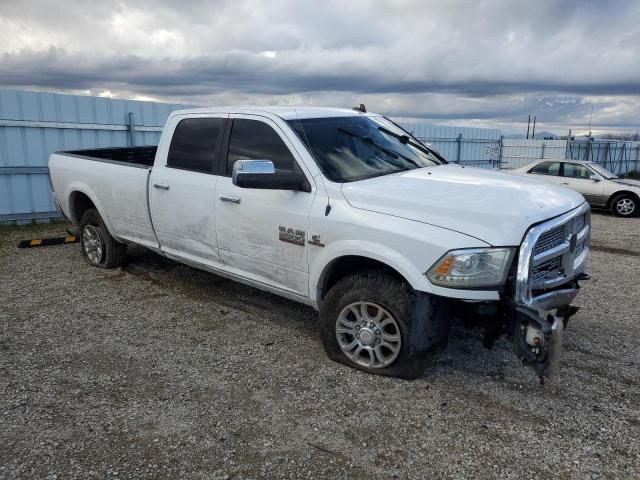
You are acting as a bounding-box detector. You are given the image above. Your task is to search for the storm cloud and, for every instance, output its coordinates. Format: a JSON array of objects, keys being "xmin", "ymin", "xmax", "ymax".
[{"xmin": 1, "ymin": 0, "xmax": 639, "ymax": 133}]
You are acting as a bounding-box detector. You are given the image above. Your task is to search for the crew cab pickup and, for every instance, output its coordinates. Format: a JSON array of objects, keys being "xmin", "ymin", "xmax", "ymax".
[{"xmin": 49, "ymin": 106, "xmax": 591, "ymax": 382}]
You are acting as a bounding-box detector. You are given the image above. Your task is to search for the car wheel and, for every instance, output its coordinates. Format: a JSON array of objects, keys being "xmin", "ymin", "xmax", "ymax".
[
  {"xmin": 319, "ymin": 270, "xmax": 450, "ymax": 379},
  {"xmin": 611, "ymin": 194, "xmax": 637, "ymax": 217},
  {"xmin": 80, "ymin": 208, "xmax": 127, "ymax": 268}
]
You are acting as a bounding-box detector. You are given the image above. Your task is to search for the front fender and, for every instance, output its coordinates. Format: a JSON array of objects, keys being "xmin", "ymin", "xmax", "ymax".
[{"xmin": 311, "ymin": 239, "xmax": 428, "ymax": 307}]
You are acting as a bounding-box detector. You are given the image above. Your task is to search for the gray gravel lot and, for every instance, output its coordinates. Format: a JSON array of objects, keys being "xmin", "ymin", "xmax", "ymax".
[{"xmin": 1, "ymin": 212, "xmax": 639, "ymax": 479}]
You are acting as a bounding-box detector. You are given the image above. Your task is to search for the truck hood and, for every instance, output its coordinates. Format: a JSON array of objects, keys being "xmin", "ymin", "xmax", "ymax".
[{"xmin": 341, "ymin": 165, "xmax": 585, "ymax": 246}]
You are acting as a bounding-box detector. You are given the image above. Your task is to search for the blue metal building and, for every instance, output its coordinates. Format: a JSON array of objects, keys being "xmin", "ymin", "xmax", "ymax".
[{"xmin": 0, "ymin": 89, "xmax": 188, "ymax": 223}]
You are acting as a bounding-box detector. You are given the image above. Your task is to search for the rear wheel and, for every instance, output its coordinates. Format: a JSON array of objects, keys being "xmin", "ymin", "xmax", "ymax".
[
  {"xmin": 610, "ymin": 194, "xmax": 637, "ymax": 217},
  {"xmin": 319, "ymin": 270, "xmax": 449, "ymax": 379},
  {"xmin": 80, "ymin": 208, "xmax": 127, "ymax": 268}
]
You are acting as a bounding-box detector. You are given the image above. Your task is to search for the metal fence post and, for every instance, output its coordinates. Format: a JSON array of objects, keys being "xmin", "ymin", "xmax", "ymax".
[
  {"xmin": 456, "ymin": 133, "xmax": 462, "ymax": 163},
  {"xmin": 565, "ymin": 130, "xmax": 571, "ymax": 159},
  {"xmin": 541, "ymin": 142, "xmax": 545, "ymax": 159},
  {"xmin": 498, "ymin": 135, "xmax": 504, "ymax": 169},
  {"xmin": 127, "ymin": 112, "xmax": 136, "ymax": 147}
]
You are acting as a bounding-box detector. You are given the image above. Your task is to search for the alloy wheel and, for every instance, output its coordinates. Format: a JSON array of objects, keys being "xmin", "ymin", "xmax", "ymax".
[
  {"xmin": 82, "ymin": 225, "xmax": 104, "ymax": 264},
  {"xmin": 335, "ymin": 301, "xmax": 402, "ymax": 368},
  {"xmin": 616, "ymin": 198, "xmax": 635, "ymax": 216}
]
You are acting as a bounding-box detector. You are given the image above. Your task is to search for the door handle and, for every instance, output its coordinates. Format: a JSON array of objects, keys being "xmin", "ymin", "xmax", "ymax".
[
  {"xmin": 219, "ymin": 194, "xmax": 241, "ymax": 204},
  {"xmin": 153, "ymin": 183, "xmax": 170, "ymax": 190}
]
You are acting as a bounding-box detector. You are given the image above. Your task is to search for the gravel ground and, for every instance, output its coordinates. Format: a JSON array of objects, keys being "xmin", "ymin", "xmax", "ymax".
[{"xmin": 1, "ymin": 212, "xmax": 639, "ymax": 479}]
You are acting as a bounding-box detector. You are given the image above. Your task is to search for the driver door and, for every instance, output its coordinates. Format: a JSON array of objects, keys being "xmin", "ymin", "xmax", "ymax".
[
  {"xmin": 215, "ymin": 115, "xmax": 316, "ymax": 297},
  {"xmin": 560, "ymin": 162, "xmax": 604, "ymax": 204}
]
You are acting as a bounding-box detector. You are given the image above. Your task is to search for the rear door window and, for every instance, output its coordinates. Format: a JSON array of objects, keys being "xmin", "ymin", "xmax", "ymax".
[
  {"xmin": 529, "ymin": 161, "xmax": 561, "ymax": 176},
  {"xmin": 226, "ymin": 119, "xmax": 297, "ymax": 175},
  {"xmin": 167, "ymin": 117, "xmax": 225, "ymax": 173}
]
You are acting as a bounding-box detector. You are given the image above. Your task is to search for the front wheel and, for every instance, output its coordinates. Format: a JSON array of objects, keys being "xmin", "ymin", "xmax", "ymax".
[
  {"xmin": 80, "ymin": 208, "xmax": 127, "ymax": 268},
  {"xmin": 611, "ymin": 194, "xmax": 637, "ymax": 217},
  {"xmin": 319, "ymin": 270, "xmax": 450, "ymax": 379}
]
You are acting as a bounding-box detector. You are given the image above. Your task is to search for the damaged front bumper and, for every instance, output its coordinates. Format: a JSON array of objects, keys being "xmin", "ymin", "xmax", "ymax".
[
  {"xmin": 511, "ymin": 277, "xmax": 588, "ymax": 383},
  {"xmin": 511, "ymin": 203, "xmax": 592, "ymax": 383}
]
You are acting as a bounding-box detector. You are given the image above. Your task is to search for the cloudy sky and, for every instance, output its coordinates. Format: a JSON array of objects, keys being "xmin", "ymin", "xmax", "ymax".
[{"xmin": 1, "ymin": 0, "xmax": 639, "ymax": 134}]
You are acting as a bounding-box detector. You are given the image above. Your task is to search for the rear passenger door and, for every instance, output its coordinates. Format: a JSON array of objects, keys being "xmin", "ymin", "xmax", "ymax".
[
  {"xmin": 560, "ymin": 162, "xmax": 604, "ymax": 204},
  {"xmin": 149, "ymin": 115, "xmax": 227, "ymax": 266},
  {"xmin": 215, "ymin": 115, "xmax": 316, "ymax": 297}
]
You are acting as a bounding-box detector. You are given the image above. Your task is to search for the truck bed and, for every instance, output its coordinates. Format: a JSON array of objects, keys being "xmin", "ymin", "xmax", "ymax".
[
  {"xmin": 49, "ymin": 147, "xmax": 160, "ymax": 249},
  {"xmin": 61, "ymin": 146, "xmax": 157, "ymax": 167}
]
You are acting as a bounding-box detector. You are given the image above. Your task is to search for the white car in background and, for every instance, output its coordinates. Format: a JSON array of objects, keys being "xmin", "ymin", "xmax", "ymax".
[{"xmin": 513, "ymin": 159, "xmax": 640, "ymax": 217}]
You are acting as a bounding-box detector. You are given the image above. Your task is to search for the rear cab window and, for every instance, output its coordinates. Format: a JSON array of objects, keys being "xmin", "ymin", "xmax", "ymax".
[{"xmin": 167, "ymin": 117, "xmax": 225, "ymax": 173}]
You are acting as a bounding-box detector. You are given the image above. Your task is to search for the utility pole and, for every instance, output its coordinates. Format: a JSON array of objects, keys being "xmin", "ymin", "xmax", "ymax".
[
  {"xmin": 531, "ymin": 116, "xmax": 536, "ymax": 139},
  {"xmin": 526, "ymin": 115, "xmax": 531, "ymax": 139}
]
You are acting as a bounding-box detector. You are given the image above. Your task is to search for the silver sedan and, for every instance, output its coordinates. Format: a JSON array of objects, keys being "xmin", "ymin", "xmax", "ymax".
[{"xmin": 513, "ymin": 159, "xmax": 640, "ymax": 217}]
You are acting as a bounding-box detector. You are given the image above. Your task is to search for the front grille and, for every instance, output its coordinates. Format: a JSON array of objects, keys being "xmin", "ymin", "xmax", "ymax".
[
  {"xmin": 529, "ymin": 207, "xmax": 590, "ymax": 290},
  {"xmin": 533, "ymin": 225, "xmax": 565, "ymax": 256},
  {"xmin": 574, "ymin": 213, "xmax": 586, "ymax": 233},
  {"xmin": 532, "ymin": 257, "xmax": 563, "ymax": 283},
  {"xmin": 516, "ymin": 203, "xmax": 590, "ymax": 305}
]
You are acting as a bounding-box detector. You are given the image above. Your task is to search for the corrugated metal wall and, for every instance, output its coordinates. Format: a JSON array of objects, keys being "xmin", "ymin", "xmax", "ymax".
[
  {"xmin": 401, "ymin": 122, "xmax": 502, "ymax": 166},
  {"xmin": 0, "ymin": 89, "xmax": 189, "ymax": 223},
  {"xmin": 500, "ymin": 139, "xmax": 567, "ymax": 169},
  {"xmin": 568, "ymin": 140, "xmax": 640, "ymax": 175}
]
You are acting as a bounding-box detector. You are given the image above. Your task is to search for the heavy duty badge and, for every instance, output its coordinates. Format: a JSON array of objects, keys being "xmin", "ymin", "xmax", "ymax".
[{"xmin": 278, "ymin": 226, "xmax": 305, "ymax": 246}]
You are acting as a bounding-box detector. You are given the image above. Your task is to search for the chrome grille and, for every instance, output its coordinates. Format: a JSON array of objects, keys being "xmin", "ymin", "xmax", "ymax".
[
  {"xmin": 516, "ymin": 203, "xmax": 591, "ymax": 306},
  {"xmin": 533, "ymin": 225, "xmax": 565, "ymax": 256},
  {"xmin": 574, "ymin": 213, "xmax": 586, "ymax": 233},
  {"xmin": 529, "ymin": 206, "xmax": 591, "ymax": 291},
  {"xmin": 532, "ymin": 257, "xmax": 562, "ymax": 283}
]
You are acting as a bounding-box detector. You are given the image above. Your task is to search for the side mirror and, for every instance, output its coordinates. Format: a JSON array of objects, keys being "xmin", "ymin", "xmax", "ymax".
[
  {"xmin": 232, "ymin": 159, "xmax": 311, "ymax": 192},
  {"xmin": 589, "ymin": 174, "xmax": 602, "ymax": 182}
]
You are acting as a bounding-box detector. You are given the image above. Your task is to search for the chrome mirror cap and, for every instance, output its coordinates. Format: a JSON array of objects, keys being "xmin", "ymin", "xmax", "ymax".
[{"xmin": 232, "ymin": 159, "xmax": 276, "ymax": 186}]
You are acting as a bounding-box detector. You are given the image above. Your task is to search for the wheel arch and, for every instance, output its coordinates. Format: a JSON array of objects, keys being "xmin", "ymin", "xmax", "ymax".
[
  {"xmin": 314, "ymin": 250, "xmax": 421, "ymax": 308},
  {"xmin": 66, "ymin": 185, "xmax": 118, "ymax": 238},
  {"xmin": 607, "ymin": 190, "xmax": 640, "ymax": 209},
  {"xmin": 69, "ymin": 190, "xmax": 95, "ymax": 225}
]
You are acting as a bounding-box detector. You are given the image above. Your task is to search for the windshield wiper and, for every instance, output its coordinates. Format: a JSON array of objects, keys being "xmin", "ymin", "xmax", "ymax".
[
  {"xmin": 337, "ymin": 127, "xmax": 421, "ymax": 169},
  {"xmin": 377, "ymin": 126, "xmax": 435, "ymax": 155},
  {"xmin": 378, "ymin": 126, "xmax": 410, "ymax": 144},
  {"xmin": 379, "ymin": 118, "xmax": 448, "ymax": 164}
]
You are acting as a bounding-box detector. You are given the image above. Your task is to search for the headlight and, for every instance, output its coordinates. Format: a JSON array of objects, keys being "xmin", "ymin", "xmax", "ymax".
[{"xmin": 427, "ymin": 248, "xmax": 515, "ymax": 289}]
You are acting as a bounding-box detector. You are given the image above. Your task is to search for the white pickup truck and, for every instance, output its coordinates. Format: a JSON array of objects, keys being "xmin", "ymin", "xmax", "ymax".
[{"xmin": 49, "ymin": 106, "xmax": 591, "ymax": 382}]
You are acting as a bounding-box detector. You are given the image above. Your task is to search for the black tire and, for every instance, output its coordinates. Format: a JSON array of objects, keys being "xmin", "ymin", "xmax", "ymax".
[
  {"xmin": 79, "ymin": 208, "xmax": 127, "ymax": 268},
  {"xmin": 319, "ymin": 270, "xmax": 450, "ymax": 379},
  {"xmin": 610, "ymin": 193, "xmax": 638, "ymax": 217}
]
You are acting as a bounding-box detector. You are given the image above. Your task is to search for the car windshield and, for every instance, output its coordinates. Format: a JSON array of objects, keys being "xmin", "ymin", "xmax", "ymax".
[
  {"xmin": 287, "ymin": 115, "xmax": 444, "ymax": 182},
  {"xmin": 588, "ymin": 163, "xmax": 618, "ymax": 179}
]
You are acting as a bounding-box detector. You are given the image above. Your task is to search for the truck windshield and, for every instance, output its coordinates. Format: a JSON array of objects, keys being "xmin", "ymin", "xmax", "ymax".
[{"xmin": 287, "ymin": 116, "xmax": 444, "ymax": 182}]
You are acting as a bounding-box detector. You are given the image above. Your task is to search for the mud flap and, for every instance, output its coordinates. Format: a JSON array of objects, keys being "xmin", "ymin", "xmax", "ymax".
[{"xmin": 513, "ymin": 306, "xmax": 564, "ymax": 384}]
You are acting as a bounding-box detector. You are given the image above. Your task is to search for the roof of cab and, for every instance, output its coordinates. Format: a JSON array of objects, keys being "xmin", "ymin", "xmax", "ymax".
[{"xmin": 170, "ymin": 106, "xmax": 374, "ymax": 120}]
